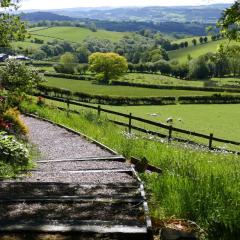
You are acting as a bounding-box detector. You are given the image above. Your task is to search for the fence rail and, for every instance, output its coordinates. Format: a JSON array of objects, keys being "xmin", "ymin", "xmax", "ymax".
[{"xmin": 41, "ymin": 95, "xmax": 240, "ymax": 153}]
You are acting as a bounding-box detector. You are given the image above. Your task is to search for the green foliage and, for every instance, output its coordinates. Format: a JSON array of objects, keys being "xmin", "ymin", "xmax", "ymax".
[
  {"xmin": 0, "ymin": 0, "xmax": 27, "ymax": 47},
  {"xmin": 54, "ymin": 52, "xmax": 78, "ymax": 74},
  {"xmin": 89, "ymin": 52, "xmax": 128, "ymax": 84},
  {"xmin": 0, "ymin": 60, "xmax": 44, "ymax": 96},
  {"xmin": 219, "ymin": 1, "xmax": 240, "ymax": 41},
  {"xmin": 226, "ymin": 45, "xmax": 240, "ymax": 76},
  {"xmin": 0, "ymin": 131, "xmax": 29, "ymax": 166},
  {"xmin": 188, "ymin": 56, "xmax": 211, "ymax": 80}
]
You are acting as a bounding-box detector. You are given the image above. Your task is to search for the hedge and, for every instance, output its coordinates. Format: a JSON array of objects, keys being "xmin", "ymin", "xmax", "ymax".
[
  {"xmin": 112, "ymin": 81, "xmax": 240, "ymax": 94},
  {"xmin": 37, "ymin": 85, "xmax": 176, "ymax": 106},
  {"xmin": 178, "ymin": 94, "xmax": 240, "ymax": 104},
  {"xmin": 26, "ymin": 61, "xmax": 57, "ymax": 67},
  {"xmin": 44, "ymin": 72, "xmax": 95, "ymax": 81}
]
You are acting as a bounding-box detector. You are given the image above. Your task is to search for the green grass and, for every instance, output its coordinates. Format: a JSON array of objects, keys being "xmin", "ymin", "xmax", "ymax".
[
  {"xmin": 44, "ymin": 97, "xmax": 240, "ymax": 149},
  {"xmin": 20, "ymin": 100, "xmax": 240, "ymax": 239},
  {"xmin": 120, "ymin": 73, "xmax": 204, "ymax": 87},
  {"xmin": 29, "ymin": 26, "xmax": 127, "ymax": 43},
  {"xmin": 118, "ymin": 73, "xmax": 240, "ymax": 88},
  {"xmin": 169, "ymin": 39, "xmax": 239, "ymax": 63},
  {"xmin": 44, "ymin": 76, "xmax": 228, "ymax": 97},
  {"xmin": 11, "ymin": 39, "xmax": 41, "ymax": 50}
]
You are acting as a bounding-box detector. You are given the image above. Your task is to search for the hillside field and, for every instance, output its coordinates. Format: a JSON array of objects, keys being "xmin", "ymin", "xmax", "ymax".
[
  {"xmin": 44, "ymin": 76, "xmax": 228, "ymax": 97},
  {"xmin": 29, "ymin": 26, "xmax": 127, "ymax": 43},
  {"xmin": 169, "ymin": 38, "xmax": 239, "ymax": 62}
]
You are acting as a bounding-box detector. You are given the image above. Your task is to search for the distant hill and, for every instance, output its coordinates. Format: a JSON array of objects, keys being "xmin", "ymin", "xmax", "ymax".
[
  {"xmin": 20, "ymin": 12, "xmax": 76, "ymax": 22},
  {"xmin": 54, "ymin": 4, "xmax": 231, "ymax": 23}
]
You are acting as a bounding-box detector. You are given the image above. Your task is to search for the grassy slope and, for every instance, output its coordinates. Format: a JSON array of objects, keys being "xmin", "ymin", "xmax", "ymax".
[
  {"xmin": 169, "ymin": 39, "xmax": 239, "ymax": 63},
  {"xmin": 44, "ymin": 76, "xmax": 230, "ymax": 97},
  {"xmin": 20, "ymin": 101, "xmax": 240, "ymax": 239},
  {"xmin": 29, "ymin": 26, "xmax": 127, "ymax": 43}
]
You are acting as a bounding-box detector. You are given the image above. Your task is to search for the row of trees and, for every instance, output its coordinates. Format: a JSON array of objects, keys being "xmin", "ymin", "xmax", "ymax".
[{"xmin": 127, "ymin": 44, "xmax": 240, "ymax": 80}]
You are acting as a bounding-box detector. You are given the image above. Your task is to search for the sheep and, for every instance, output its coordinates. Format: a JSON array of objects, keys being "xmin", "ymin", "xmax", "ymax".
[{"xmin": 166, "ymin": 117, "xmax": 173, "ymax": 124}]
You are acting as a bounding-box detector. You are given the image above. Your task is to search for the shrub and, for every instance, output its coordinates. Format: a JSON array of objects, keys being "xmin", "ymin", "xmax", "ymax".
[
  {"xmin": 2, "ymin": 108, "xmax": 29, "ymax": 135},
  {"xmin": 0, "ymin": 131, "xmax": 29, "ymax": 166}
]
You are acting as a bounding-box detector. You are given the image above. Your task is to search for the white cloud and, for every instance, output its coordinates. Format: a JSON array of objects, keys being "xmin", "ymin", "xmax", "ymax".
[{"xmin": 20, "ymin": 0, "xmax": 235, "ymax": 10}]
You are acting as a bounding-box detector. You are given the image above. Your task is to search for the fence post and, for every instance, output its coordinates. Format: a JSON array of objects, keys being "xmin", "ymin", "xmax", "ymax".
[
  {"xmin": 66, "ymin": 98, "xmax": 70, "ymax": 117},
  {"xmin": 168, "ymin": 125, "xmax": 173, "ymax": 142},
  {"xmin": 209, "ymin": 133, "xmax": 213, "ymax": 150},
  {"xmin": 128, "ymin": 113, "xmax": 132, "ymax": 134},
  {"xmin": 98, "ymin": 105, "xmax": 101, "ymax": 116}
]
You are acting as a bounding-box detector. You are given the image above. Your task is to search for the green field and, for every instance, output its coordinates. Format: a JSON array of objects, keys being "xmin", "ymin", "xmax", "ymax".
[
  {"xmin": 11, "ymin": 39, "xmax": 41, "ymax": 50},
  {"xmin": 169, "ymin": 38, "xmax": 239, "ymax": 63},
  {"xmin": 120, "ymin": 73, "xmax": 204, "ymax": 87},
  {"xmin": 44, "ymin": 97, "xmax": 240, "ymax": 145},
  {"xmin": 103, "ymin": 104, "xmax": 240, "ymax": 143},
  {"xmin": 29, "ymin": 26, "xmax": 127, "ymax": 43},
  {"xmin": 44, "ymin": 76, "xmax": 226, "ymax": 97}
]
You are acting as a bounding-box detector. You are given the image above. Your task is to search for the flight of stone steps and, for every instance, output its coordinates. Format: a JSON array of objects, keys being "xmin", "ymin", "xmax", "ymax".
[{"xmin": 0, "ymin": 155, "xmax": 152, "ymax": 240}]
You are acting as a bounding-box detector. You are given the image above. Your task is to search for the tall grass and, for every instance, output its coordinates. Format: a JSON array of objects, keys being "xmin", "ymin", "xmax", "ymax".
[{"xmin": 20, "ymin": 101, "xmax": 240, "ymax": 239}]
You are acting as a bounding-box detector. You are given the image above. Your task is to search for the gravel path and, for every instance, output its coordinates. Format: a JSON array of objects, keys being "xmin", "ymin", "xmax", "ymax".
[
  {"xmin": 0, "ymin": 116, "xmax": 148, "ymax": 238},
  {"xmin": 23, "ymin": 116, "xmax": 112, "ymax": 160}
]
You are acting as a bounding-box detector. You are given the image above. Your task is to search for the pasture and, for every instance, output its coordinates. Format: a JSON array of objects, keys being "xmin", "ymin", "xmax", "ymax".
[
  {"xmin": 169, "ymin": 38, "xmax": 239, "ymax": 62},
  {"xmin": 44, "ymin": 76, "xmax": 225, "ymax": 97},
  {"xmin": 120, "ymin": 73, "xmax": 204, "ymax": 87},
  {"xmin": 44, "ymin": 97, "xmax": 240, "ymax": 144},
  {"xmin": 29, "ymin": 26, "xmax": 127, "ymax": 43}
]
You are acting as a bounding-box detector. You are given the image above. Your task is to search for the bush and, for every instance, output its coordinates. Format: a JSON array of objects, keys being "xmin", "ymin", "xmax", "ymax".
[
  {"xmin": 0, "ymin": 131, "xmax": 29, "ymax": 166},
  {"xmin": 2, "ymin": 108, "xmax": 29, "ymax": 135}
]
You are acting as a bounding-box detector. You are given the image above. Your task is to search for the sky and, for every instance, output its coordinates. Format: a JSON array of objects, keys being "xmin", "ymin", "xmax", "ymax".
[{"xmin": 20, "ymin": 0, "xmax": 235, "ymax": 10}]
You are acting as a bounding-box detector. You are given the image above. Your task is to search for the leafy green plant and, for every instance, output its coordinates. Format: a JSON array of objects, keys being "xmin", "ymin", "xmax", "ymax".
[{"xmin": 0, "ymin": 131, "xmax": 30, "ymax": 166}]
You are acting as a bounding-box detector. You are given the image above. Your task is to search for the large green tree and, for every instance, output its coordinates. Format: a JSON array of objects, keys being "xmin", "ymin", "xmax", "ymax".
[
  {"xmin": 89, "ymin": 52, "xmax": 128, "ymax": 84},
  {"xmin": 219, "ymin": 1, "xmax": 240, "ymax": 41},
  {"xmin": 0, "ymin": 0, "xmax": 27, "ymax": 47}
]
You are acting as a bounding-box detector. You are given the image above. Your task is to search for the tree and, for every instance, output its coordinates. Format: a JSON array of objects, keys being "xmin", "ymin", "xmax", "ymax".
[
  {"xmin": 0, "ymin": 60, "xmax": 43, "ymax": 96},
  {"xmin": 212, "ymin": 44, "xmax": 230, "ymax": 77},
  {"xmin": 204, "ymin": 36, "xmax": 208, "ymax": 43},
  {"xmin": 76, "ymin": 46, "xmax": 90, "ymax": 63},
  {"xmin": 89, "ymin": 52, "xmax": 128, "ymax": 84},
  {"xmin": 199, "ymin": 37, "xmax": 204, "ymax": 44},
  {"xmin": 218, "ymin": 1, "xmax": 240, "ymax": 41},
  {"xmin": 55, "ymin": 52, "xmax": 78, "ymax": 74},
  {"xmin": 226, "ymin": 45, "xmax": 240, "ymax": 76},
  {"xmin": 192, "ymin": 38, "xmax": 197, "ymax": 46},
  {"xmin": 188, "ymin": 56, "xmax": 210, "ymax": 80},
  {"xmin": 0, "ymin": 0, "xmax": 27, "ymax": 47}
]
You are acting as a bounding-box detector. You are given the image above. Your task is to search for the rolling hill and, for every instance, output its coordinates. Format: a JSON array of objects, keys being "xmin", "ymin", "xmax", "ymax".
[
  {"xmin": 169, "ymin": 38, "xmax": 239, "ymax": 62},
  {"xmin": 28, "ymin": 26, "xmax": 127, "ymax": 43}
]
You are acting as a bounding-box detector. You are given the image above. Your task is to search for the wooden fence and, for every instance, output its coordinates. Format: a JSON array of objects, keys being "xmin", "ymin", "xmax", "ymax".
[{"xmin": 41, "ymin": 95, "xmax": 240, "ymax": 154}]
